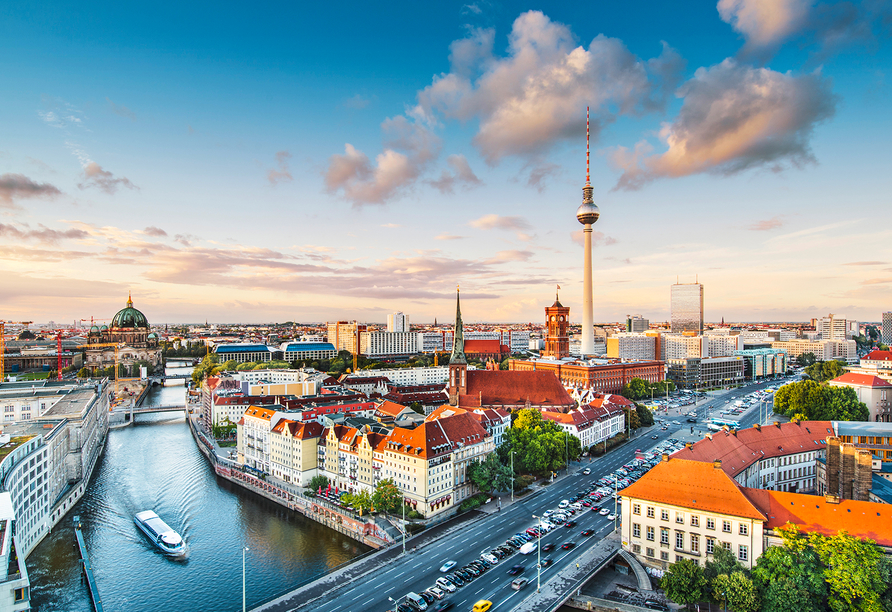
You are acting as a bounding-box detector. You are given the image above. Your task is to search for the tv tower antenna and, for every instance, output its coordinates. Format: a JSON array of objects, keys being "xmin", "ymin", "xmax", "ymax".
[{"xmin": 586, "ymin": 106, "xmax": 591, "ymax": 187}]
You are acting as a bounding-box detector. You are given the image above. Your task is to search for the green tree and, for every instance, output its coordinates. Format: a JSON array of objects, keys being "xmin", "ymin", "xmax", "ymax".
[
  {"xmin": 636, "ymin": 404, "xmax": 655, "ymax": 427},
  {"xmin": 752, "ymin": 541, "xmax": 826, "ymax": 612},
  {"xmin": 345, "ymin": 489, "xmax": 373, "ymax": 515},
  {"xmin": 372, "ymin": 478, "xmax": 402, "ymax": 515},
  {"xmin": 797, "ymin": 352, "xmax": 817, "ymax": 367},
  {"xmin": 625, "ymin": 406, "xmax": 641, "ymax": 429},
  {"xmin": 308, "ymin": 475, "xmax": 329, "ymax": 492},
  {"xmin": 705, "ymin": 546, "xmax": 744, "ymax": 581},
  {"xmin": 805, "ymin": 360, "xmax": 845, "ymax": 382},
  {"xmin": 620, "ymin": 378, "xmax": 649, "ymax": 400},
  {"xmin": 662, "ymin": 558, "xmax": 708, "ymax": 608},
  {"xmin": 408, "ymin": 401, "xmax": 424, "ymax": 415},
  {"xmin": 774, "ymin": 380, "xmax": 869, "ymax": 421},
  {"xmin": 809, "ymin": 531, "xmax": 889, "ymax": 612},
  {"xmin": 77, "ymin": 367, "xmax": 90, "ymax": 378},
  {"xmin": 712, "ymin": 571, "xmax": 759, "ymax": 612}
]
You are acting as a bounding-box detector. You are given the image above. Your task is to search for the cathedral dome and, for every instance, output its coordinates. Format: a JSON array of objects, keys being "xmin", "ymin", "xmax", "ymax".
[{"xmin": 111, "ymin": 294, "xmax": 149, "ymax": 329}]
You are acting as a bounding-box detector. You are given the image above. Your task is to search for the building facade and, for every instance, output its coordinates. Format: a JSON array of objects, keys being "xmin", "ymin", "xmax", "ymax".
[
  {"xmin": 510, "ymin": 358, "xmax": 665, "ymax": 395},
  {"xmin": 387, "ymin": 312, "xmax": 410, "ymax": 333},
  {"xmin": 542, "ymin": 295, "xmax": 570, "ymax": 360},
  {"xmin": 327, "ymin": 321, "xmax": 367, "ymax": 354},
  {"xmin": 606, "ymin": 333, "xmax": 656, "ymax": 361},
  {"xmin": 670, "ymin": 283, "xmax": 704, "ymax": 334}
]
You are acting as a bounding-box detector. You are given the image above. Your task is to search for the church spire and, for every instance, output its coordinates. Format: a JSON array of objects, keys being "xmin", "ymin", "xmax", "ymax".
[
  {"xmin": 449, "ymin": 285, "xmax": 466, "ymax": 365},
  {"xmin": 127, "ymin": 291, "xmax": 133, "ymax": 308}
]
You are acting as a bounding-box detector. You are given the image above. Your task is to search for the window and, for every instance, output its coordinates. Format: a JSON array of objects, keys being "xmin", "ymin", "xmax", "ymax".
[
  {"xmin": 633, "ymin": 523, "xmax": 641, "ymax": 538},
  {"xmin": 647, "ymin": 506, "xmax": 655, "ymax": 518},
  {"xmin": 706, "ymin": 518, "xmax": 715, "ymax": 530},
  {"xmin": 661, "ymin": 509, "xmax": 669, "ymax": 521},
  {"xmin": 739, "ymin": 523, "xmax": 748, "ymax": 536},
  {"xmin": 633, "ymin": 503, "xmax": 640, "ymax": 515},
  {"xmin": 633, "ymin": 544, "xmax": 641, "ymax": 554},
  {"xmin": 722, "ymin": 541, "xmax": 731, "ymax": 551},
  {"xmin": 660, "ymin": 528, "xmax": 669, "ymax": 545},
  {"xmin": 660, "ymin": 551, "xmax": 669, "ymax": 560},
  {"xmin": 676, "ymin": 532, "xmax": 684, "ymax": 549},
  {"xmin": 722, "ymin": 520, "xmax": 732, "ymax": 533},
  {"xmin": 706, "ymin": 538, "xmax": 715, "ymax": 555},
  {"xmin": 739, "ymin": 544, "xmax": 748, "ymax": 562},
  {"xmin": 676, "ymin": 511, "xmax": 684, "ymax": 524},
  {"xmin": 691, "ymin": 515, "xmax": 699, "ymax": 527},
  {"xmin": 646, "ymin": 547, "xmax": 655, "ymax": 558},
  {"xmin": 646, "ymin": 526, "xmax": 655, "ymax": 541},
  {"xmin": 691, "ymin": 534, "xmax": 699, "ymax": 553}
]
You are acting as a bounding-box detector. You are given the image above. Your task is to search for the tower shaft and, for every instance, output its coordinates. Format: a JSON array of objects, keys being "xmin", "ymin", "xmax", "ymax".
[{"xmin": 581, "ymin": 225, "xmax": 595, "ymax": 356}]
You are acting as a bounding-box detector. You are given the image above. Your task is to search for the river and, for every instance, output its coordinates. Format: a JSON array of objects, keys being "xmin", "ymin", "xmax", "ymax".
[{"xmin": 27, "ymin": 360, "xmax": 369, "ymax": 611}]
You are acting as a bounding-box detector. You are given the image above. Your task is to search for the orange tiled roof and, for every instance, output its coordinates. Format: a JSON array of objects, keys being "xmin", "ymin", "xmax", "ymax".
[
  {"xmin": 743, "ymin": 488, "xmax": 892, "ymax": 547},
  {"xmin": 243, "ymin": 407, "xmax": 276, "ymax": 420},
  {"xmin": 830, "ymin": 373, "xmax": 892, "ymax": 388},
  {"xmin": 375, "ymin": 400, "xmax": 411, "ymax": 417},
  {"xmin": 621, "ymin": 457, "xmax": 766, "ymax": 520},
  {"xmin": 863, "ymin": 350, "xmax": 892, "ymax": 362}
]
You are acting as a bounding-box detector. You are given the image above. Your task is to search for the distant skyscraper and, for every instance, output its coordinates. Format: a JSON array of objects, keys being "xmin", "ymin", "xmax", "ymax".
[
  {"xmin": 626, "ymin": 315, "xmax": 649, "ymax": 332},
  {"xmin": 882, "ymin": 312, "xmax": 892, "ymax": 345},
  {"xmin": 387, "ymin": 311, "xmax": 410, "ymax": 333},
  {"xmin": 576, "ymin": 108, "xmax": 600, "ymax": 357},
  {"xmin": 817, "ymin": 313, "xmax": 848, "ymax": 341},
  {"xmin": 671, "ymin": 282, "xmax": 704, "ymax": 334}
]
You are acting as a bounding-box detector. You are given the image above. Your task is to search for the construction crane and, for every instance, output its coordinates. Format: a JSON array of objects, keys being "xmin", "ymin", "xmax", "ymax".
[{"xmin": 0, "ymin": 321, "xmax": 34, "ymax": 381}]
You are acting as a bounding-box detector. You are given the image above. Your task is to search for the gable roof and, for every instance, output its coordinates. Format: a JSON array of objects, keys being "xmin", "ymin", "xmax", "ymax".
[
  {"xmin": 863, "ymin": 349, "xmax": 892, "ymax": 362},
  {"xmin": 621, "ymin": 457, "xmax": 766, "ymax": 521},
  {"xmin": 671, "ymin": 420, "xmax": 834, "ymax": 478},
  {"xmin": 830, "ymin": 373, "xmax": 892, "ymax": 388},
  {"xmin": 743, "ymin": 488, "xmax": 892, "ymax": 547},
  {"xmin": 461, "ymin": 370, "xmax": 575, "ymax": 410}
]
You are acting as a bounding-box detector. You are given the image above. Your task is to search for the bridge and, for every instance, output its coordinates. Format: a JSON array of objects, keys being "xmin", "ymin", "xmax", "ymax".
[
  {"xmin": 113, "ymin": 404, "xmax": 187, "ymax": 422},
  {"xmin": 148, "ymin": 373, "xmax": 192, "ymax": 383}
]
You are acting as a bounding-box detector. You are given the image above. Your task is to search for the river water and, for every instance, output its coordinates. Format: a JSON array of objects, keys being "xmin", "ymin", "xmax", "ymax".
[{"xmin": 27, "ymin": 361, "xmax": 369, "ymax": 611}]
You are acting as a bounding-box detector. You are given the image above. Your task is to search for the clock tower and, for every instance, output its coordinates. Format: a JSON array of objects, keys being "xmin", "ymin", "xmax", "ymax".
[{"xmin": 543, "ymin": 286, "xmax": 570, "ymax": 359}]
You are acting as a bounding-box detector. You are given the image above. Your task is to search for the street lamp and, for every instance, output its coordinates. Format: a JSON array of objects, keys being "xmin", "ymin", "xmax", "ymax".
[
  {"xmin": 532, "ymin": 514, "xmax": 542, "ymax": 592},
  {"xmin": 242, "ymin": 546, "xmax": 249, "ymax": 612},
  {"xmin": 402, "ymin": 500, "xmax": 406, "ymax": 554},
  {"xmin": 510, "ymin": 451, "xmax": 516, "ymax": 502}
]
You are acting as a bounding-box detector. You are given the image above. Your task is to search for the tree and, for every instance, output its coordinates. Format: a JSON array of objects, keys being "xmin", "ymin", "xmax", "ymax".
[
  {"xmin": 636, "ymin": 404, "xmax": 655, "ymax": 427},
  {"xmin": 805, "ymin": 360, "xmax": 845, "ymax": 383},
  {"xmin": 468, "ymin": 454, "xmax": 515, "ymax": 493},
  {"xmin": 705, "ymin": 546, "xmax": 744, "ymax": 581},
  {"xmin": 662, "ymin": 558, "xmax": 708, "ymax": 608},
  {"xmin": 372, "ymin": 478, "xmax": 401, "ymax": 515},
  {"xmin": 344, "ymin": 489, "xmax": 373, "ymax": 515},
  {"xmin": 774, "ymin": 380, "xmax": 869, "ymax": 422},
  {"xmin": 712, "ymin": 571, "xmax": 759, "ymax": 612},
  {"xmin": 797, "ymin": 352, "xmax": 817, "ymax": 367},
  {"xmin": 500, "ymin": 409, "xmax": 582, "ymax": 477},
  {"xmin": 625, "ymin": 406, "xmax": 641, "ymax": 430},
  {"xmin": 77, "ymin": 367, "xmax": 90, "ymax": 378},
  {"xmin": 752, "ymin": 541, "xmax": 826, "ymax": 612},
  {"xmin": 408, "ymin": 402, "xmax": 424, "ymax": 415},
  {"xmin": 308, "ymin": 475, "xmax": 329, "ymax": 492},
  {"xmin": 809, "ymin": 530, "xmax": 889, "ymax": 612},
  {"xmin": 620, "ymin": 378, "xmax": 649, "ymax": 400}
]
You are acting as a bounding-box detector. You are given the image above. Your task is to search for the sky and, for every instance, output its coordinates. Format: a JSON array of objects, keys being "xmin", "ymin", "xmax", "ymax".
[{"xmin": 1, "ymin": 0, "xmax": 890, "ymax": 325}]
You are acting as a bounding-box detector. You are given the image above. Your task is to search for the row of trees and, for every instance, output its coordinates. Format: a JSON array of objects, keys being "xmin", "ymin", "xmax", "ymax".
[
  {"xmin": 662, "ymin": 525, "xmax": 891, "ymax": 611},
  {"xmin": 774, "ymin": 379, "xmax": 869, "ymax": 422},
  {"xmin": 308, "ymin": 476, "xmax": 403, "ymax": 517},
  {"xmin": 620, "ymin": 378, "xmax": 676, "ymax": 401}
]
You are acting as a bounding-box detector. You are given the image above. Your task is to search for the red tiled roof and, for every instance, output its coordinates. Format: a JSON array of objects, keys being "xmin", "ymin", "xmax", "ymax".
[
  {"xmin": 375, "ymin": 400, "xmax": 411, "ymax": 417},
  {"xmin": 671, "ymin": 421, "xmax": 834, "ymax": 477},
  {"xmin": 863, "ymin": 350, "xmax": 892, "ymax": 362},
  {"xmin": 272, "ymin": 419, "xmax": 323, "ymax": 439},
  {"xmin": 622, "ymin": 457, "xmax": 766, "ymax": 520},
  {"xmin": 830, "ymin": 373, "xmax": 892, "ymax": 388},
  {"xmin": 461, "ymin": 370, "xmax": 575, "ymax": 409},
  {"xmin": 464, "ymin": 339, "xmax": 505, "ymax": 354},
  {"xmin": 743, "ymin": 488, "xmax": 892, "ymax": 547}
]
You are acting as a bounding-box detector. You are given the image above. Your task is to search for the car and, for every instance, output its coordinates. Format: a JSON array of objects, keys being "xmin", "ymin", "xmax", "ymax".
[
  {"xmin": 561, "ymin": 542, "xmax": 576, "ymax": 549},
  {"xmin": 652, "ymin": 434, "xmax": 659, "ymax": 439},
  {"xmin": 599, "ymin": 507, "xmax": 610, "ymax": 516},
  {"xmin": 590, "ymin": 505, "xmax": 601, "ymax": 512},
  {"xmin": 581, "ymin": 529, "xmax": 594, "ymax": 536},
  {"xmin": 463, "ymin": 565, "xmax": 479, "ymax": 577},
  {"xmin": 540, "ymin": 557, "xmax": 553, "ymax": 567},
  {"xmin": 543, "ymin": 509, "xmax": 555, "ymax": 518},
  {"xmin": 420, "ymin": 591, "xmax": 435, "ymax": 605},
  {"xmin": 511, "ymin": 577, "xmax": 529, "ymax": 590},
  {"xmin": 508, "ymin": 564, "xmax": 525, "ymax": 575},
  {"xmin": 558, "ymin": 499, "xmax": 569, "ymax": 508},
  {"xmin": 436, "ymin": 577, "xmax": 456, "ymax": 593},
  {"xmin": 472, "ymin": 601, "xmax": 492, "ymax": 612},
  {"xmin": 608, "ymin": 513, "xmax": 617, "ymax": 521},
  {"xmin": 582, "ymin": 501, "xmax": 591, "ymax": 507},
  {"xmin": 565, "ymin": 520, "xmax": 577, "ymax": 528},
  {"xmin": 542, "ymin": 543, "xmax": 555, "ymax": 552},
  {"xmin": 397, "ymin": 604, "xmax": 414, "ymax": 612},
  {"xmin": 448, "ymin": 573, "xmax": 464, "ymax": 586},
  {"xmin": 643, "ymin": 600, "xmax": 670, "ymax": 611},
  {"xmin": 582, "ymin": 467, "xmax": 591, "ymax": 475},
  {"xmin": 430, "ymin": 601, "xmax": 454, "ymax": 612},
  {"xmin": 440, "ymin": 560, "xmax": 457, "ymax": 572},
  {"xmin": 427, "ymin": 587, "xmax": 445, "ymax": 600}
]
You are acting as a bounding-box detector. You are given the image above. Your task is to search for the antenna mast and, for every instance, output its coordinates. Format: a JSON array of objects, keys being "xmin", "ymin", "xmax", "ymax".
[{"xmin": 586, "ymin": 106, "xmax": 591, "ymax": 187}]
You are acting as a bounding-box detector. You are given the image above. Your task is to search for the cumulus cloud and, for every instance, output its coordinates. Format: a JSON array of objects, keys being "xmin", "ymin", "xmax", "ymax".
[
  {"xmin": 748, "ymin": 216, "xmax": 784, "ymax": 230},
  {"xmin": 268, "ymin": 150, "xmax": 293, "ymax": 185},
  {"xmin": 610, "ymin": 59, "xmax": 836, "ymax": 190},
  {"xmin": 418, "ymin": 12, "xmax": 685, "ymax": 165},
  {"xmin": 0, "ymin": 174, "xmax": 62, "ymax": 208},
  {"xmin": 106, "ymin": 97, "xmax": 136, "ymax": 121},
  {"xmin": 470, "ymin": 214, "xmax": 531, "ymax": 231},
  {"xmin": 428, "ymin": 154, "xmax": 483, "ymax": 193},
  {"xmin": 0, "ymin": 222, "xmax": 88, "ymax": 244},
  {"xmin": 324, "ymin": 116, "xmax": 441, "ymax": 205},
  {"xmin": 718, "ymin": 0, "xmax": 811, "ymax": 54},
  {"xmin": 143, "ymin": 226, "xmax": 168, "ymax": 237},
  {"xmin": 78, "ymin": 162, "xmax": 138, "ymax": 194}
]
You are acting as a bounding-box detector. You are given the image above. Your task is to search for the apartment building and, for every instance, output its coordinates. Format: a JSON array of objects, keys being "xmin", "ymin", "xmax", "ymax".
[
  {"xmin": 327, "ymin": 321, "xmax": 367, "ymax": 353},
  {"xmin": 828, "ymin": 373, "xmax": 892, "ymax": 422},
  {"xmin": 606, "ymin": 333, "xmax": 656, "ymax": 361},
  {"xmin": 540, "ymin": 403, "xmax": 625, "ymax": 449},
  {"xmin": 268, "ymin": 420, "xmax": 324, "ymax": 486},
  {"xmin": 360, "ymin": 331, "xmax": 419, "ymax": 357},
  {"xmin": 771, "ymin": 339, "xmax": 858, "ymax": 364}
]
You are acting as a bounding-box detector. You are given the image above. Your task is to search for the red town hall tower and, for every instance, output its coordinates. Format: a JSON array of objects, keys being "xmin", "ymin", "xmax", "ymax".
[{"xmin": 542, "ymin": 287, "xmax": 570, "ymax": 360}]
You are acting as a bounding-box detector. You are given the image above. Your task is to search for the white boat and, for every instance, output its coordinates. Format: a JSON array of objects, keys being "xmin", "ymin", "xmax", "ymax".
[{"xmin": 134, "ymin": 510, "xmax": 185, "ymax": 555}]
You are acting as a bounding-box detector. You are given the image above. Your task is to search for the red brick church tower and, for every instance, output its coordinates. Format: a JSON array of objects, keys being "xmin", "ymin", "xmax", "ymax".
[
  {"xmin": 447, "ymin": 287, "xmax": 467, "ymax": 405},
  {"xmin": 542, "ymin": 286, "xmax": 570, "ymax": 359}
]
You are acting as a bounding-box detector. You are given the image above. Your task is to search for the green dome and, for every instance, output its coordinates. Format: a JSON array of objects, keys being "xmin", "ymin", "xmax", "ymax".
[{"xmin": 111, "ymin": 295, "xmax": 149, "ymax": 329}]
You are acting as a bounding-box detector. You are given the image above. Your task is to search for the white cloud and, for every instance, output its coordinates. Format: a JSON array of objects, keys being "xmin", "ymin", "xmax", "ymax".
[
  {"xmin": 469, "ymin": 214, "xmax": 531, "ymax": 231},
  {"xmin": 78, "ymin": 162, "xmax": 138, "ymax": 194},
  {"xmin": 428, "ymin": 154, "xmax": 483, "ymax": 194},
  {"xmin": 718, "ymin": 0, "xmax": 812, "ymax": 52},
  {"xmin": 610, "ymin": 59, "xmax": 836, "ymax": 190}
]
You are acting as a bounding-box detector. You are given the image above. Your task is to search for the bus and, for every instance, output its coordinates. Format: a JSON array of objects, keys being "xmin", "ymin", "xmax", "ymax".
[{"xmin": 709, "ymin": 418, "xmax": 740, "ymax": 429}]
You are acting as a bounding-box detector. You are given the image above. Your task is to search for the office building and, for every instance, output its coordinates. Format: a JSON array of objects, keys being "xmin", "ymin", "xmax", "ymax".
[
  {"xmin": 606, "ymin": 333, "xmax": 656, "ymax": 361},
  {"xmin": 387, "ymin": 312, "xmax": 410, "ymax": 333},
  {"xmin": 735, "ymin": 348, "xmax": 788, "ymax": 380},
  {"xmin": 626, "ymin": 315, "xmax": 649, "ymax": 332},
  {"xmin": 671, "ymin": 282, "xmax": 704, "ymax": 334},
  {"xmin": 327, "ymin": 321, "xmax": 367, "ymax": 354}
]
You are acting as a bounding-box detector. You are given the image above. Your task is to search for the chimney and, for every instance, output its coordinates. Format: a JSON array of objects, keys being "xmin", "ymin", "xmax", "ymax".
[
  {"xmin": 825, "ymin": 494, "xmax": 840, "ymax": 504},
  {"xmin": 662, "ymin": 453, "xmax": 669, "ymax": 462},
  {"xmin": 705, "ymin": 433, "xmax": 712, "ymax": 440},
  {"xmin": 841, "ymin": 443, "xmax": 856, "ymax": 500},
  {"xmin": 828, "ymin": 437, "xmax": 840, "ymax": 498},
  {"xmin": 792, "ymin": 417, "xmax": 799, "ymax": 425},
  {"xmin": 685, "ymin": 442, "xmax": 692, "ymax": 449},
  {"xmin": 774, "ymin": 421, "xmax": 782, "ymax": 428},
  {"xmin": 713, "ymin": 459, "xmax": 722, "ymax": 469},
  {"xmin": 854, "ymin": 449, "xmax": 873, "ymax": 502},
  {"xmin": 753, "ymin": 423, "xmax": 761, "ymax": 431}
]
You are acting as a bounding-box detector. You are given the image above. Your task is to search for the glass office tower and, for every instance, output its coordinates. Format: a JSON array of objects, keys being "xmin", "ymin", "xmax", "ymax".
[{"xmin": 671, "ymin": 283, "xmax": 704, "ymax": 334}]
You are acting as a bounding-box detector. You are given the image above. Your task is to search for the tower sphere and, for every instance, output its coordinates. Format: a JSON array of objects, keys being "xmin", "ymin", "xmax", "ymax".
[{"xmin": 576, "ymin": 202, "xmax": 600, "ymax": 225}]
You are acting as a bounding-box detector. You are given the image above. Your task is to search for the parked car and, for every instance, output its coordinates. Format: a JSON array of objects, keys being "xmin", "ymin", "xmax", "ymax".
[{"xmin": 436, "ymin": 578, "xmax": 456, "ymax": 593}]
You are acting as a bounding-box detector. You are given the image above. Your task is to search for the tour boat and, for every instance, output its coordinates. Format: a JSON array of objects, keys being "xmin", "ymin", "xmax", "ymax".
[{"xmin": 134, "ymin": 510, "xmax": 185, "ymax": 556}]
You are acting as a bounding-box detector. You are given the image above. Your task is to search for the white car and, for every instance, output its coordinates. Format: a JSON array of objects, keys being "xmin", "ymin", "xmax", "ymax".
[
  {"xmin": 436, "ymin": 577, "xmax": 456, "ymax": 593},
  {"xmin": 482, "ymin": 553, "xmax": 498, "ymax": 564},
  {"xmin": 543, "ymin": 509, "xmax": 555, "ymax": 518},
  {"xmin": 599, "ymin": 507, "xmax": 610, "ymax": 516},
  {"xmin": 582, "ymin": 468, "xmax": 591, "ymax": 475},
  {"xmin": 439, "ymin": 560, "xmax": 457, "ymax": 573},
  {"xmin": 427, "ymin": 587, "xmax": 445, "ymax": 600},
  {"xmin": 608, "ymin": 513, "xmax": 617, "ymax": 521},
  {"xmin": 558, "ymin": 499, "xmax": 569, "ymax": 509}
]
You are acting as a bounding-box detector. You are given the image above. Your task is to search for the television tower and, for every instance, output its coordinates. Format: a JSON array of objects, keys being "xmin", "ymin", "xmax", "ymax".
[{"xmin": 576, "ymin": 107, "xmax": 600, "ymax": 357}]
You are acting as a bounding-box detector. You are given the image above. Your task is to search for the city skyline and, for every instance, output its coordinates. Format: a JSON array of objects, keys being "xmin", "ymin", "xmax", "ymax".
[{"xmin": 1, "ymin": 1, "xmax": 889, "ymax": 324}]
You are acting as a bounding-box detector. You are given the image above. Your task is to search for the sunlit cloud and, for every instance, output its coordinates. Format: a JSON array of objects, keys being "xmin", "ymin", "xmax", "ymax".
[{"xmin": 0, "ymin": 174, "xmax": 62, "ymax": 208}]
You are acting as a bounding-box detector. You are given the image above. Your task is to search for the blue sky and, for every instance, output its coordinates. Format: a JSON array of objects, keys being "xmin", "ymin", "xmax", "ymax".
[{"xmin": 1, "ymin": 0, "xmax": 890, "ymax": 325}]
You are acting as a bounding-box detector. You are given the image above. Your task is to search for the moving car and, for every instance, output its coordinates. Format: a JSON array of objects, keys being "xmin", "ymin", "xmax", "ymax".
[
  {"xmin": 542, "ymin": 543, "xmax": 555, "ymax": 552},
  {"xmin": 540, "ymin": 557, "xmax": 553, "ymax": 567},
  {"xmin": 599, "ymin": 507, "xmax": 610, "ymax": 516},
  {"xmin": 472, "ymin": 600, "xmax": 492, "ymax": 612},
  {"xmin": 507, "ymin": 564, "xmax": 525, "ymax": 575},
  {"xmin": 440, "ymin": 561, "xmax": 457, "ymax": 573},
  {"xmin": 561, "ymin": 541, "xmax": 576, "ymax": 549},
  {"xmin": 511, "ymin": 577, "xmax": 529, "ymax": 590},
  {"xmin": 581, "ymin": 529, "xmax": 594, "ymax": 536}
]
